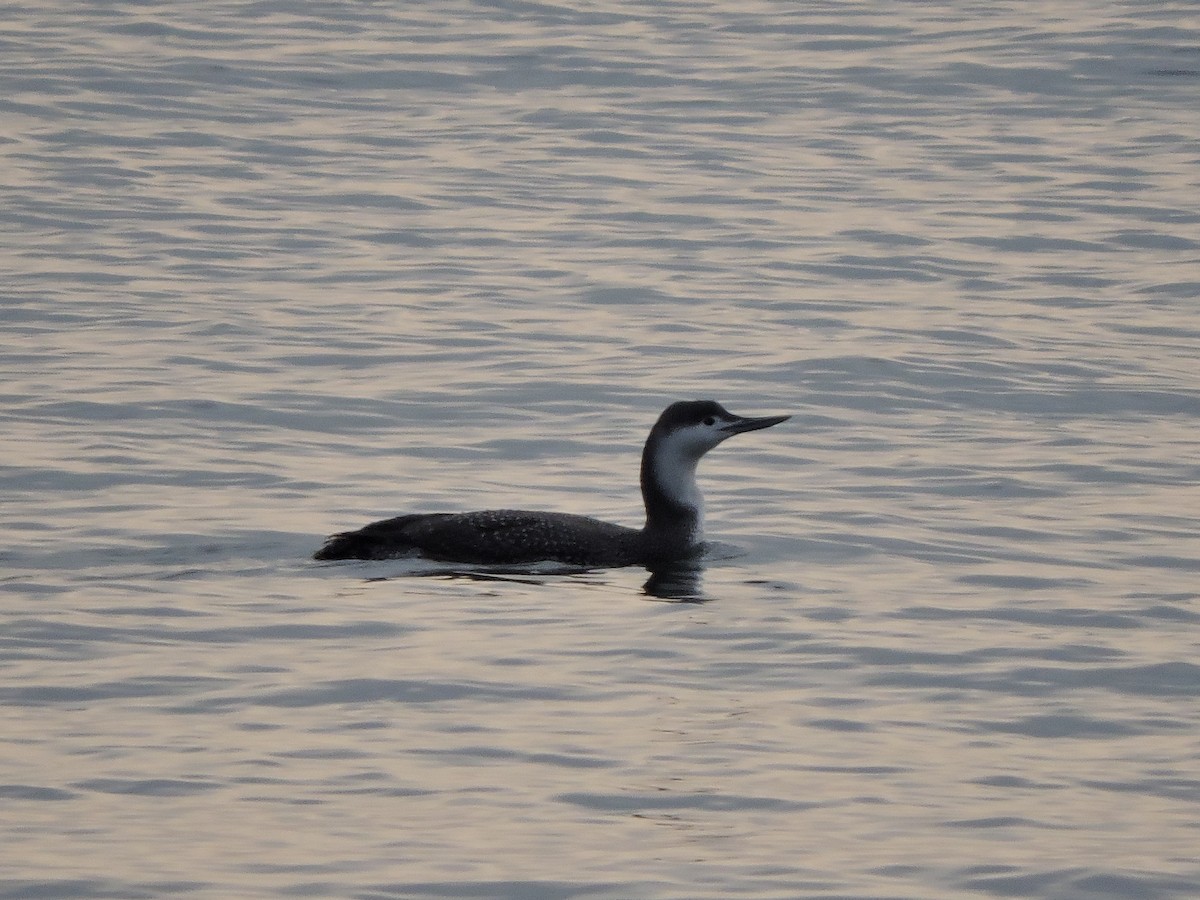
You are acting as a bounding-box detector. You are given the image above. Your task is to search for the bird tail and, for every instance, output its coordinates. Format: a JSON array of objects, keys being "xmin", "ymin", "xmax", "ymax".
[
  {"xmin": 313, "ymin": 531, "xmax": 379, "ymax": 560},
  {"xmin": 312, "ymin": 515, "xmax": 426, "ymax": 561},
  {"xmin": 312, "ymin": 518, "xmax": 439, "ymax": 561}
]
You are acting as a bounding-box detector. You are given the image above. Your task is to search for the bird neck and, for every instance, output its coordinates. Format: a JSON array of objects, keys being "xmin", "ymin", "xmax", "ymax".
[{"xmin": 640, "ymin": 438, "xmax": 704, "ymax": 544}]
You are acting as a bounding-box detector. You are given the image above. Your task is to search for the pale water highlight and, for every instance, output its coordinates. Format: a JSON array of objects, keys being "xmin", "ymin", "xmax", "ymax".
[{"xmin": 2, "ymin": 2, "xmax": 1199, "ymax": 899}]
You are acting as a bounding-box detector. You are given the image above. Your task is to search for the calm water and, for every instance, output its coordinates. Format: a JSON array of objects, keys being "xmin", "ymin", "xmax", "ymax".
[{"xmin": 3, "ymin": 2, "xmax": 1199, "ymax": 898}]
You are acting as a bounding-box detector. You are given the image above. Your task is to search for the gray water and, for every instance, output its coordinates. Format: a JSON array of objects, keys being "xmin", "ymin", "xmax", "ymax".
[{"xmin": 3, "ymin": 2, "xmax": 1199, "ymax": 898}]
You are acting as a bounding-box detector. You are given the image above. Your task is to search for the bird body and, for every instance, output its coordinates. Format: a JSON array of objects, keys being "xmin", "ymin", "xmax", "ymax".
[
  {"xmin": 315, "ymin": 400, "xmax": 788, "ymax": 568},
  {"xmin": 314, "ymin": 510, "xmax": 642, "ymax": 567}
]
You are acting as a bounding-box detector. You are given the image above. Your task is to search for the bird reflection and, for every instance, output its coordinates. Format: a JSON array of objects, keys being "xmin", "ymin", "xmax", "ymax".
[
  {"xmin": 641, "ymin": 560, "xmax": 708, "ymax": 602},
  {"xmin": 360, "ymin": 559, "xmax": 711, "ymax": 602}
]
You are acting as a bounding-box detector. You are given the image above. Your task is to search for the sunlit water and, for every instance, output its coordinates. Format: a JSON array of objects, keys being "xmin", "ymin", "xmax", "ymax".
[{"xmin": 3, "ymin": 2, "xmax": 1199, "ymax": 898}]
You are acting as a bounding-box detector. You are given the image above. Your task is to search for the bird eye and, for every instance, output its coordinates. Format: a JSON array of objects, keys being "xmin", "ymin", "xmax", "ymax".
[{"xmin": 702, "ymin": 416, "xmax": 716, "ymax": 426}]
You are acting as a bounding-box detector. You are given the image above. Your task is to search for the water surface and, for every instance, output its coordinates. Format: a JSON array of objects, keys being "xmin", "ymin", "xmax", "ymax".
[{"xmin": 2, "ymin": 2, "xmax": 1199, "ymax": 898}]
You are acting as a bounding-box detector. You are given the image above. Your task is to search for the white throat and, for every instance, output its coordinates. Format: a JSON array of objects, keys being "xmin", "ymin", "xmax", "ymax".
[
  {"xmin": 653, "ymin": 452, "xmax": 703, "ymax": 515},
  {"xmin": 647, "ymin": 430, "xmax": 711, "ymax": 538}
]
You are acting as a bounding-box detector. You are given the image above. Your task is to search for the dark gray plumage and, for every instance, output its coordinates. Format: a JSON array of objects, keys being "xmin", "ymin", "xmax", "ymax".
[
  {"xmin": 314, "ymin": 400, "xmax": 788, "ymax": 568},
  {"xmin": 314, "ymin": 510, "xmax": 643, "ymax": 567}
]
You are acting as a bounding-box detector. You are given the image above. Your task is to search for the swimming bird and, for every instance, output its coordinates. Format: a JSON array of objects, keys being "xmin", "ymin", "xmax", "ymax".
[{"xmin": 314, "ymin": 400, "xmax": 788, "ymax": 568}]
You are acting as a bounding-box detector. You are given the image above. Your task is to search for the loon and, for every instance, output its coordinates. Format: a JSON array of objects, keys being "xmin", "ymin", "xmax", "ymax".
[{"xmin": 314, "ymin": 400, "xmax": 789, "ymax": 568}]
